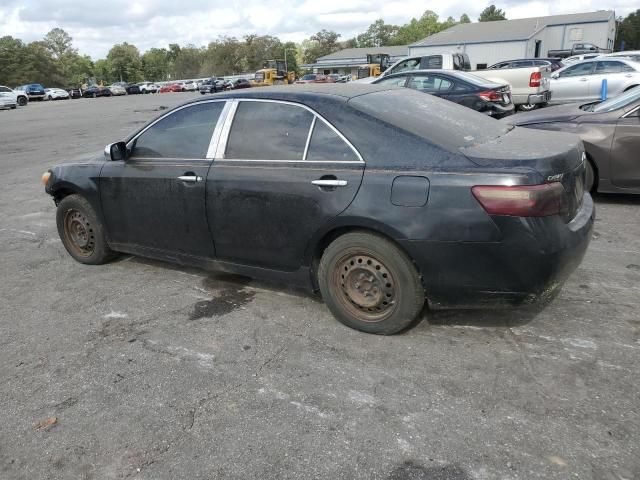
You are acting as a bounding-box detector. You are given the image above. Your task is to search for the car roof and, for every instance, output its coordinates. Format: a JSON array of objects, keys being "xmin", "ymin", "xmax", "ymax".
[
  {"xmin": 374, "ymin": 69, "xmax": 501, "ymax": 86},
  {"xmin": 187, "ymin": 83, "xmax": 398, "ymax": 102}
]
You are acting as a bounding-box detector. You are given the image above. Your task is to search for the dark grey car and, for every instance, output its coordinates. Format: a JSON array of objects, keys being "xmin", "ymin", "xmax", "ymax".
[
  {"xmin": 507, "ymin": 86, "xmax": 640, "ymax": 193},
  {"xmin": 43, "ymin": 85, "xmax": 593, "ymax": 334}
]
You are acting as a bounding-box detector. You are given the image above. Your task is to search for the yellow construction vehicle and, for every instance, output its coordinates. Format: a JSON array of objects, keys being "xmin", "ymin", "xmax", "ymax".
[
  {"xmin": 251, "ymin": 60, "xmax": 296, "ymax": 86},
  {"xmin": 356, "ymin": 53, "xmax": 391, "ymax": 79}
]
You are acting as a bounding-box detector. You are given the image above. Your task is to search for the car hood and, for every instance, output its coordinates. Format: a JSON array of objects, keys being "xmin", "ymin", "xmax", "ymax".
[
  {"xmin": 506, "ymin": 103, "xmax": 586, "ymax": 126},
  {"xmin": 60, "ymin": 150, "xmax": 105, "ymax": 166}
]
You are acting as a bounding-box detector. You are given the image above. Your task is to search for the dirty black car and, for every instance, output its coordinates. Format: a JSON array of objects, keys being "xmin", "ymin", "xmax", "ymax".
[{"xmin": 43, "ymin": 85, "xmax": 594, "ymax": 334}]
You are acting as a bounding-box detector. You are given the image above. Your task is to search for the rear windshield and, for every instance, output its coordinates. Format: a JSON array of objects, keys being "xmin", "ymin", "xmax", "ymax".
[
  {"xmin": 348, "ymin": 88, "xmax": 511, "ymax": 151},
  {"xmin": 592, "ymin": 85, "xmax": 640, "ymax": 112}
]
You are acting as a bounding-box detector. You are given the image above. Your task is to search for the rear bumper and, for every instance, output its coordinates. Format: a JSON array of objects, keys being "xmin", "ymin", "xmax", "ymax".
[
  {"xmin": 513, "ymin": 90, "xmax": 551, "ymax": 105},
  {"xmin": 401, "ymin": 193, "xmax": 595, "ymax": 309}
]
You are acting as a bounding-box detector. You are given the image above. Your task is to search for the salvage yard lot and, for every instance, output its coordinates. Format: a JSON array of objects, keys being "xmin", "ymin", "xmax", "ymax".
[{"xmin": 1, "ymin": 95, "xmax": 639, "ymax": 479}]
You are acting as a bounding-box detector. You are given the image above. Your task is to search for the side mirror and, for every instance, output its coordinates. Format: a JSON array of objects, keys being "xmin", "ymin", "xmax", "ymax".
[
  {"xmin": 551, "ymin": 72, "xmax": 559, "ymax": 79},
  {"xmin": 104, "ymin": 141, "xmax": 127, "ymax": 161}
]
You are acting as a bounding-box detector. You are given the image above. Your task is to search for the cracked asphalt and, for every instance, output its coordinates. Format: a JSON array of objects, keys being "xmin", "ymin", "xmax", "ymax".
[{"xmin": 1, "ymin": 94, "xmax": 639, "ymax": 480}]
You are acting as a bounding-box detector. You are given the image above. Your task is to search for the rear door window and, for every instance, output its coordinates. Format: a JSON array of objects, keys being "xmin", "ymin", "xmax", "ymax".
[
  {"xmin": 560, "ymin": 62, "xmax": 594, "ymax": 77},
  {"xmin": 595, "ymin": 61, "xmax": 625, "ymax": 74},
  {"xmin": 375, "ymin": 75, "xmax": 408, "ymax": 87},
  {"xmin": 408, "ymin": 74, "xmax": 453, "ymax": 92},
  {"xmin": 225, "ymin": 101, "xmax": 313, "ymax": 160},
  {"xmin": 131, "ymin": 102, "xmax": 224, "ymax": 159},
  {"xmin": 306, "ymin": 119, "xmax": 359, "ymax": 162}
]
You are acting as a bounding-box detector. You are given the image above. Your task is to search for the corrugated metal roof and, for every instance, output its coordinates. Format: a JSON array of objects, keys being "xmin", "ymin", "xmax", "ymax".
[
  {"xmin": 410, "ymin": 10, "xmax": 614, "ymax": 47},
  {"xmin": 316, "ymin": 45, "xmax": 409, "ymax": 61}
]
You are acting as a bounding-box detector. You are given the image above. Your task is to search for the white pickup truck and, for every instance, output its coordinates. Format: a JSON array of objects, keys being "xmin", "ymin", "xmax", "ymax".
[{"xmin": 366, "ymin": 53, "xmax": 551, "ymax": 111}]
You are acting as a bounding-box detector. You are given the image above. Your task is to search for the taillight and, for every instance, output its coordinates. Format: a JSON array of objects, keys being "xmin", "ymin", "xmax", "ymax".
[
  {"xmin": 471, "ymin": 183, "xmax": 567, "ymax": 217},
  {"xmin": 478, "ymin": 89, "xmax": 502, "ymax": 102},
  {"xmin": 529, "ymin": 71, "xmax": 542, "ymax": 87}
]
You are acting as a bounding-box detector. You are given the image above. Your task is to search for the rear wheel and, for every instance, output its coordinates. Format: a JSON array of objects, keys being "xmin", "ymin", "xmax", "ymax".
[
  {"xmin": 56, "ymin": 195, "xmax": 116, "ymax": 265},
  {"xmin": 318, "ymin": 232, "xmax": 425, "ymax": 334},
  {"xmin": 518, "ymin": 103, "xmax": 537, "ymax": 112}
]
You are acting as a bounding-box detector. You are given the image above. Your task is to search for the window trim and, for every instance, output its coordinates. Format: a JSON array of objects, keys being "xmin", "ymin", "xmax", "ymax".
[
  {"xmin": 126, "ymin": 99, "xmax": 229, "ymax": 161},
  {"xmin": 622, "ymin": 105, "xmax": 640, "ymax": 118},
  {"xmin": 218, "ymin": 98, "xmax": 364, "ymax": 164}
]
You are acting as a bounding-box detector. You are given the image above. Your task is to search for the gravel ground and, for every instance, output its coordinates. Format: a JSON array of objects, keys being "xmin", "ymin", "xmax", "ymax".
[{"xmin": 1, "ymin": 94, "xmax": 639, "ymax": 480}]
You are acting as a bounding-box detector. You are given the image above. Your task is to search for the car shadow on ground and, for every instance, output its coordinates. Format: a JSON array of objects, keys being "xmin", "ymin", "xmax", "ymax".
[
  {"xmin": 119, "ymin": 255, "xmax": 548, "ymax": 330},
  {"xmin": 593, "ymin": 192, "xmax": 640, "ymax": 205}
]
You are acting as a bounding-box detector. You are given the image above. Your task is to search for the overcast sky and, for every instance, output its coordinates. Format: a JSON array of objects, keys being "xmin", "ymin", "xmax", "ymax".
[{"xmin": 1, "ymin": 0, "xmax": 636, "ymax": 59}]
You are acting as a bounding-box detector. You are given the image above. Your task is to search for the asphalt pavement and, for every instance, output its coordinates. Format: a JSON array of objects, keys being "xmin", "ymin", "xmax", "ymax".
[{"xmin": 1, "ymin": 94, "xmax": 639, "ymax": 480}]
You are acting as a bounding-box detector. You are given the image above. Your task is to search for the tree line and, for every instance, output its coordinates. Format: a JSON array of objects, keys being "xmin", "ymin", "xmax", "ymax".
[{"xmin": 1, "ymin": 6, "xmax": 638, "ymax": 88}]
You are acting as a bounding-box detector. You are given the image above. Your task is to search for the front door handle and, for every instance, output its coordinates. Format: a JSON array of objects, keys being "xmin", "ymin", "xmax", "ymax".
[
  {"xmin": 178, "ymin": 175, "xmax": 203, "ymax": 183},
  {"xmin": 312, "ymin": 179, "xmax": 348, "ymax": 187},
  {"xmin": 579, "ymin": 78, "xmax": 588, "ymax": 82}
]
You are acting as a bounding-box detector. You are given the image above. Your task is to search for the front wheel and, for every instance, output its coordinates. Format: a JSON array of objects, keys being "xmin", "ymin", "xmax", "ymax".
[
  {"xmin": 17, "ymin": 96, "xmax": 27, "ymax": 106},
  {"xmin": 318, "ymin": 232, "xmax": 425, "ymax": 334},
  {"xmin": 56, "ymin": 195, "xmax": 117, "ymax": 265}
]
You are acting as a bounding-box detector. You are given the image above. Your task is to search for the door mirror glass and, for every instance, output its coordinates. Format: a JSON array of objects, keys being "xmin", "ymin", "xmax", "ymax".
[{"xmin": 105, "ymin": 141, "xmax": 127, "ymax": 161}]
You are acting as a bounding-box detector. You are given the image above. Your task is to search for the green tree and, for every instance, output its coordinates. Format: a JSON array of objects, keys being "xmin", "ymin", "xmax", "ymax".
[
  {"xmin": 106, "ymin": 42, "xmax": 143, "ymax": 82},
  {"xmin": 356, "ymin": 19, "xmax": 399, "ymax": 47},
  {"xmin": 200, "ymin": 37, "xmax": 244, "ymax": 76},
  {"xmin": 243, "ymin": 34, "xmax": 283, "ymax": 71},
  {"xmin": 67, "ymin": 54, "xmax": 94, "ymax": 87},
  {"xmin": 479, "ymin": 5, "xmax": 507, "ymax": 22},
  {"xmin": 0, "ymin": 36, "xmax": 27, "ymax": 85},
  {"xmin": 142, "ymin": 48, "xmax": 169, "ymax": 81},
  {"xmin": 170, "ymin": 44, "xmax": 203, "ymax": 79},
  {"xmin": 22, "ymin": 41, "xmax": 61, "ymax": 86},
  {"xmin": 618, "ymin": 10, "xmax": 640, "ymax": 50},
  {"xmin": 282, "ymin": 41, "xmax": 299, "ymax": 73},
  {"xmin": 391, "ymin": 10, "xmax": 449, "ymax": 45},
  {"xmin": 302, "ymin": 30, "xmax": 341, "ymax": 64},
  {"xmin": 44, "ymin": 28, "xmax": 83, "ymax": 86},
  {"xmin": 94, "ymin": 59, "xmax": 111, "ymax": 84},
  {"xmin": 459, "ymin": 13, "xmax": 471, "ymax": 23}
]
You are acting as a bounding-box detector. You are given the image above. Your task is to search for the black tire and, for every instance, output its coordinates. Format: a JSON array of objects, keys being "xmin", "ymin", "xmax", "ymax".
[
  {"xmin": 17, "ymin": 96, "xmax": 27, "ymax": 106},
  {"xmin": 585, "ymin": 158, "xmax": 596, "ymax": 193},
  {"xmin": 318, "ymin": 232, "xmax": 425, "ymax": 334},
  {"xmin": 56, "ymin": 195, "xmax": 117, "ymax": 265},
  {"xmin": 518, "ymin": 103, "xmax": 537, "ymax": 112}
]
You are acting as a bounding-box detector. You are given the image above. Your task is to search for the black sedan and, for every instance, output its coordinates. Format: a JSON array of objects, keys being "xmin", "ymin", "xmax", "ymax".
[
  {"xmin": 82, "ymin": 86, "xmax": 112, "ymax": 98},
  {"xmin": 112, "ymin": 82, "xmax": 141, "ymax": 94},
  {"xmin": 372, "ymin": 70, "xmax": 515, "ymax": 118},
  {"xmin": 508, "ymin": 86, "xmax": 640, "ymax": 193},
  {"xmin": 42, "ymin": 85, "xmax": 593, "ymax": 334}
]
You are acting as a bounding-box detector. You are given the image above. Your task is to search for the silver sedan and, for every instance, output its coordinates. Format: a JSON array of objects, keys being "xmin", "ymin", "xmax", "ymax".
[{"xmin": 549, "ymin": 58, "xmax": 640, "ymax": 104}]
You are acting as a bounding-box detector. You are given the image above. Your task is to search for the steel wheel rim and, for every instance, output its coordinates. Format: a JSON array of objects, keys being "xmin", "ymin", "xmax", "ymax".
[
  {"xmin": 63, "ymin": 209, "xmax": 95, "ymax": 257},
  {"xmin": 332, "ymin": 252, "xmax": 397, "ymax": 322}
]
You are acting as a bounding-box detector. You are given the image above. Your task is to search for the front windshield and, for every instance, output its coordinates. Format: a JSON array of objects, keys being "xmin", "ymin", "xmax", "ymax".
[{"xmin": 592, "ymin": 86, "xmax": 640, "ymax": 113}]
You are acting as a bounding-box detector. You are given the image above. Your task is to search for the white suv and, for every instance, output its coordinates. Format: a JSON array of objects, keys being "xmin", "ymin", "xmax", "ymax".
[
  {"xmin": 137, "ymin": 82, "xmax": 159, "ymax": 94},
  {"xmin": 0, "ymin": 85, "xmax": 28, "ymax": 106}
]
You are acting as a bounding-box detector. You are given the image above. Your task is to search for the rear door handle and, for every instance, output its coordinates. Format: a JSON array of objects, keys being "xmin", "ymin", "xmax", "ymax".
[
  {"xmin": 312, "ymin": 179, "xmax": 348, "ymax": 187},
  {"xmin": 579, "ymin": 78, "xmax": 588, "ymax": 82},
  {"xmin": 178, "ymin": 175, "xmax": 203, "ymax": 183}
]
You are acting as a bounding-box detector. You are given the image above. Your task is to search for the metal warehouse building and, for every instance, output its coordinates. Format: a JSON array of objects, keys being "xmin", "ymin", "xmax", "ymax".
[
  {"xmin": 409, "ymin": 10, "xmax": 617, "ymax": 69},
  {"xmin": 301, "ymin": 45, "xmax": 408, "ymax": 76}
]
